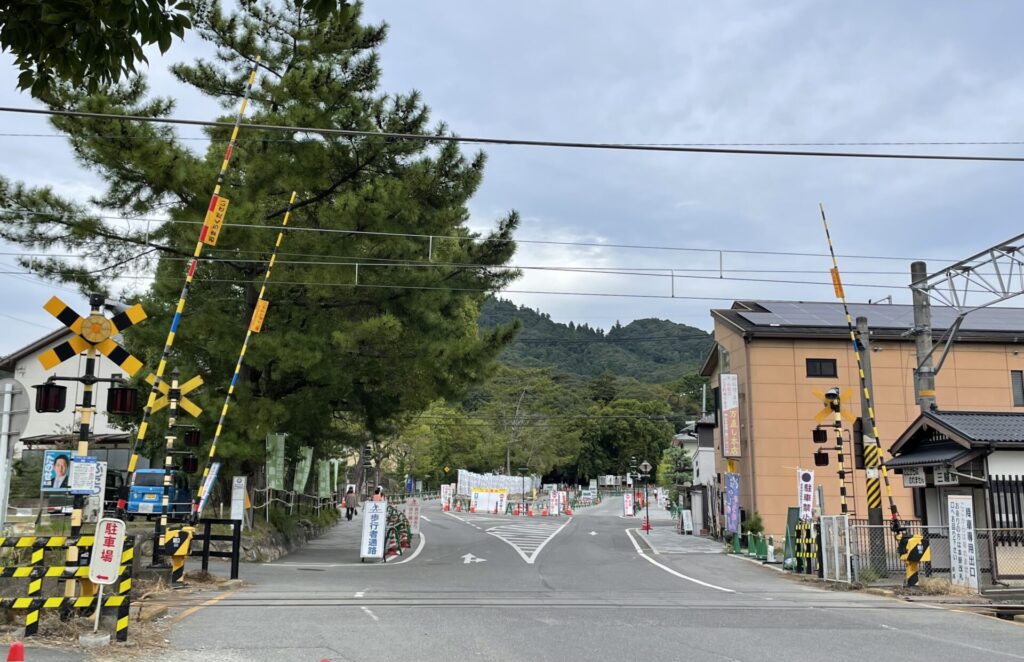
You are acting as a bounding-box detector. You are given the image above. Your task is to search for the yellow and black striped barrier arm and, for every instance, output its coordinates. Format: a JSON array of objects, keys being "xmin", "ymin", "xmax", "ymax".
[
  {"xmin": 124, "ymin": 57, "xmax": 261, "ymax": 488},
  {"xmin": 0, "ymin": 536, "xmax": 95, "ymax": 548},
  {"xmin": 820, "ymin": 204, "xmax": 902, "ymax": 527},
  {"xmin": 192, "ymin": 191, "xmax": 298, "ymax": 518}
]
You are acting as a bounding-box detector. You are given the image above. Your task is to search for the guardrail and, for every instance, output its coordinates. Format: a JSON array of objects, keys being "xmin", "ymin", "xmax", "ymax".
[
  {"xmin": 0, "ymin": 535, "xmax": 133, "ymax": 640},
  {"xmin": 188, "ymin": 518, "xmax": 242, "ymax": 580}
]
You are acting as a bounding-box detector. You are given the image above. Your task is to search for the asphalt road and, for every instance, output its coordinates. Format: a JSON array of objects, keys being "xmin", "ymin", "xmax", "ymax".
[{"xmin": 140, "ymin": 498, "xmax": 1024, "ymax": 662}]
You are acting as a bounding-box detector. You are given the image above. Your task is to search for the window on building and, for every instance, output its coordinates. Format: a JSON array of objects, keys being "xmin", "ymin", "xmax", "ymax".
[
  {"xmin": 1013, "ymin": 370, "xmax": 1024, "ymax": 407},
  {"xmin": 806, "ymin": 358, "xmax": 838, "ymax": 378}
]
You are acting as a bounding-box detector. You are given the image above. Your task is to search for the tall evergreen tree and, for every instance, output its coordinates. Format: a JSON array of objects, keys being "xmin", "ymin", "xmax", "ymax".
[{"xmin": 0, "ymin": 1, "xmax": 520, "ymax": 471}]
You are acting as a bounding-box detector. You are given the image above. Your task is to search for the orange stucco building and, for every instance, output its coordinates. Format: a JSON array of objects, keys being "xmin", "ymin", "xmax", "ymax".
[{"xmin": 700, "ymin": 300, "xmax": 1024, "ymax": 536}]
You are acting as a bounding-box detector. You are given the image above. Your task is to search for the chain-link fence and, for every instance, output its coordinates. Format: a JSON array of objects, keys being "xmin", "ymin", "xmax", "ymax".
[
  {"xmin": 850, "ymin": 523, "xmax": 952, "ymax": 585},
  {"xmin": 977, "ymin": 528, "xmax": 1024, "ymax": 585}
]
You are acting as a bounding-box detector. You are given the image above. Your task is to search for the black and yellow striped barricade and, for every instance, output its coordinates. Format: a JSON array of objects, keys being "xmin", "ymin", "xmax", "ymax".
[
  {"xmin": 897, "ymin": 528, "xmax": 931, "ymax": 587},
  {"xmin": 163, "ymin": 527, "xmax": 194, "ymax": 586},
  {"xmin": 794, "ymin": 522, "xmax": 818, "ymax": 575},
  {"xmin": 0, "ymin": 535, "xmax": 133, "ymax": 641}
]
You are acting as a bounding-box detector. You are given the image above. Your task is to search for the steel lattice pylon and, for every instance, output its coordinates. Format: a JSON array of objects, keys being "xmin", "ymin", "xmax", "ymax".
[{"xmin": 910, "ymin": 234, "xmax": 1024, "ymax": 374}]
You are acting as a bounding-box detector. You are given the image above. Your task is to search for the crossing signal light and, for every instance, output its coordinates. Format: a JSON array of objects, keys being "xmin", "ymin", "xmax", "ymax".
[
  {"xmin": 183, "ymin": 430, "xmax": 201, "ymax": 448},
  {"xmin": 33, "ymin": 382, "xmax": 67, "ymax": 413},
  {"xmin": 814, "ymin": 450, "xmax": 830, "ymax": 467},
  {"xmin": 181, "ymin": 455, "xmax": 199, "ymax": 473},
  {"xmin": 812, "ymin": 428, "xmax": 828, "ymax": 443},
  {"xmin": 106, "ymin": 385, "xmax": 138, "ymax": 415}
]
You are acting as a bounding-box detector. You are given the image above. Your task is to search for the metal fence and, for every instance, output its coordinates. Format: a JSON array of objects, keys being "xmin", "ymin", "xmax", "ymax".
[
  {"xmin": 977, "ymin": 528, "xmax": 1024, "ymax": 583},
  {"xmin": 820, "ymin": 516, "xmax": 852, "ymax": 583},
  {"xmin": 850, "ymin": 524, "xmax": 952, "ymax": 585}
]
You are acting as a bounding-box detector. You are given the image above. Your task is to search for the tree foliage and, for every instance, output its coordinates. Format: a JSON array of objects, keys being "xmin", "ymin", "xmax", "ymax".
[
  {"xmin": 478, "ymin": 298, "xmax": 714, "ymax": 383},
  {"xmin": 0, "ymin": 0, "xmax": 353, "ymax": 98},
  {"xmin": 0, "ymin": 1, "xmax": 521, "ymax": 480}
]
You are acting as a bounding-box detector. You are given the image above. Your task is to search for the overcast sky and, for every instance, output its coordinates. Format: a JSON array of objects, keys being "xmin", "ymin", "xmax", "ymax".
[{"xmin": 3, "ymin": 1, "xmax": 1024, "ymax": 354}]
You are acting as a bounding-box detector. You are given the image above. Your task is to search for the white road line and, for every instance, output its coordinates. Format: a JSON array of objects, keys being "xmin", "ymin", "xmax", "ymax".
[
  {"xmin": 389, "ymin": 532, "xmax": 427, "ymax": 565},
  {"xmin": 361, "ymin": 606, "xmax": 379, "ymax": 622},
  {"xmin": 421, "ymin": 516, "xmax": 431, "ymax": 522},
  {"xmin": 354, "ymin": 590, "xmax": 365, "ymax": 598},
  {"xmin": 625, "ymin": 528, "xmax": 734, "ymax": 593}
]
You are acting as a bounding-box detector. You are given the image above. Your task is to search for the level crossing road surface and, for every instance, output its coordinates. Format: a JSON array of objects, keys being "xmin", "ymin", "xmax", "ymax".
[{"xmin": 126, "ymin": 498, "xmax": 1024, "ymax": 661}]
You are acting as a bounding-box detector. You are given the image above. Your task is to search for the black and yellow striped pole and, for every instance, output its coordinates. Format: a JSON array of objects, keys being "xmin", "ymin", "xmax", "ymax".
[
  {"xmin": 827, "ymin": 391, "xmax": 850, "ymax": 515},
  {"xmin": 122, "ymin": 58, "xmax": 261, "ymax": 506},
  {"xmin": 819, "ymin": 204, "xmax": 902, "ymax": 528},
  {"xmin": 191, "ymin": 191, "xmax": 298, "ymax": 519},
  {"xmin": 152, "ymin": 369, "xmax": 181, "ymax": 567}
]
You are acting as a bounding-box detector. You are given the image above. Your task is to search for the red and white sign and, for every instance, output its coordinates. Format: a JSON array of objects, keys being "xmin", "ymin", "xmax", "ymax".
[
  {"xmin": 406, "ymin": 498, "xmax": 421, "ymax": 535},
  {"xmin": 88, "ymin": 518, "xmax": 126, "ymax": 585},
  {"xmin": 549, "ymin": 490, "xmax": 560, "ymax": 516},
  {"xmin": 797, "ymin": 469, "xmax": 815, "ymax": 521},
  {"xmin": 623, "ymin": 492, "xmax": 634, "ymax": 517}
]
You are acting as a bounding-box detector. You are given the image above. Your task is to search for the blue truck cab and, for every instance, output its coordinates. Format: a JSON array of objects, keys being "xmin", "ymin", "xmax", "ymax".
[{"xmin": 126, "ymin": 469, "xmax": 192, "ymax": 519}]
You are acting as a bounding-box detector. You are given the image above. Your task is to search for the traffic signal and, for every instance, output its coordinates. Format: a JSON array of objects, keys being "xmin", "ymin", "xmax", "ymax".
[
  {"xmin": 181, "ymin": 455, "xmax": 199, "ymax": 473},
  {"xmin": 106, "ymin": 384, "xmax": 138, "ymax": 415},
  {"xmin": 183, "ymin": 429, "xmax": 201, "ymax": 448},
  {"xmin": 814, "ymin": 450, "xmax": 829, "ymax": 466},
  {"xmin": 812, "ymin": 428, "xmax": 828, "ymax": 443}
]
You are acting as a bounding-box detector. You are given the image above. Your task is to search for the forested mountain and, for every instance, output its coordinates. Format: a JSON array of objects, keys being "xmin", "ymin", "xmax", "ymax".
[{"xmin": 478, "ymin": 298, "xmax": 714, "ymax": 383}]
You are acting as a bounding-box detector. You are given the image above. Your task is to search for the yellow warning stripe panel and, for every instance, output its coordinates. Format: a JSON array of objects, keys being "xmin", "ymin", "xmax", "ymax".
[
  {"xmin": 109, "ymin": 303, "xmax": 147, "ymax": 333},
  {"xmin": 95, "ymin": 338, "xmax": 144, "ymax": 376},
  {"xmin": 38, "ymin": 335, "xmax": 91, "ymax": 370},
  {"xmin": 43, "ymin": 296, "xmax": 84, "ymax": 335}
]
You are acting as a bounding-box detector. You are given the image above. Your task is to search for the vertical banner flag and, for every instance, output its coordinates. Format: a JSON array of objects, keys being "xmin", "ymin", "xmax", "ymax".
[
  {"xmin": 724, "ymin": 472, "xmax": 741, "ymax": 533},
  {"xmin": 948, "ymin": 495, "xmax": 979, "ymax": 591},
  {"xmin": 623, "ymin": 492, "xmax": 634, "ymax": 517},
  {"xmin": 317, "ymin": 460, "xmax": 331, "ymax": 498},
  {"xmin": 798, "ymin": 469, "xmax": 815, "ymax": 521},
  {"xmin": 265, "ymin": 433, "xmax": 286, "ymax": 491},
  {"xmin": 293, "ymin": 446, "xmax": 313, "ymax": 493},
  {"xmin": 360, "ymin": 500, "xmax": 388, "ymax": 559},
  {"xmin": 549, "ymin": 489, "xmax": 560, "ymax": 516},
  {"xmin": 721, "ymin": 373, "xmax": 741, "ymax": 457},
  {"xmin": 331, "ymin": 459, "xmax": 341, "ymax": 493},
  {"xmin": 440, "ymin": 484, "xmax": 452, "ymax": 509}
]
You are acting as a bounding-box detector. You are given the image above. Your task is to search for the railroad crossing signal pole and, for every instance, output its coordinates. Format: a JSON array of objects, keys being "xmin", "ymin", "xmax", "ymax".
[
  {"xmin": 855, "ymin": 317, "xmax": 884, "ymax": 528},
  {"xmin": 824, "ymin": 389, "xmax": 849, "ymax": 516},
  {"xmin": 35, "ymin": 294, "xmax": 146, "ymax": 597}
]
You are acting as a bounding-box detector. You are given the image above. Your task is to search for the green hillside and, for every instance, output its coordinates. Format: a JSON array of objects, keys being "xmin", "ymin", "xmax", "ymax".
[{"xmin": 478, "ymin": 298, "xmax": 714, "ymax": 383}]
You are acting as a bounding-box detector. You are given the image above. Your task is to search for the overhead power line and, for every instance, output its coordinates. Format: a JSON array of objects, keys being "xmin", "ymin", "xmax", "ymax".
[
  {"xmin": 6, "ymin": 129, "xmax": 1024, "ymax": 147},
  {"xmin": 1, "ymin": 208, "xmax": 960, "ymax": 263},
  {"xmin": 2, "ymin": 105, "xmax": 1024, "ymax": 162}
]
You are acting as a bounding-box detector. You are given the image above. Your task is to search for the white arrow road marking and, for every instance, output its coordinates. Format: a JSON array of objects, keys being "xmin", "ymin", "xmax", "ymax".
[
  {"xmin": 462, "ymin": 553, "xmax": 486, "ymax": 564},
  {"xmin": 589, "ymin": 531, "xmax": 598, "ymax": 536}
]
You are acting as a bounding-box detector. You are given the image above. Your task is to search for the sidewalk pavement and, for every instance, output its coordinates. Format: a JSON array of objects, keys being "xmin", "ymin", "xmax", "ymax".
[
  {"xmin": 274, "ymin": 510, "xmax": 366, "ymax": 564},
  {"xmin": 634, "ymin": 520, "xmax": 725, "ymax": 555}
]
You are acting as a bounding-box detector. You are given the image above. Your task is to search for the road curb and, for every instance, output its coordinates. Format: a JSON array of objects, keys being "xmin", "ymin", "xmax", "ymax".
[{"xmin": 728, "ymin": 552, "xmax": 786, "ymax": 573}]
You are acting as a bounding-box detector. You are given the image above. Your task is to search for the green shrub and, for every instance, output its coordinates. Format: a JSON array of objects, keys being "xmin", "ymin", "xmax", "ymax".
[{"xmin": 741, "ymin": 511, "xmax": 764, "ymax": 535}]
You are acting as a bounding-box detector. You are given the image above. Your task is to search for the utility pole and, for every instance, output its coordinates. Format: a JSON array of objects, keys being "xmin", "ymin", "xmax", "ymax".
[
  {"xmin": 506, "ymin": 388, "xmax": 527, "ymax": 475},
  {"xmin": 911, "ymin": 261, "xmax": 936, "ymax": 412},
  {"xmin": 855, "ymin": 317, "xmax": 883, "ymax": 528}
]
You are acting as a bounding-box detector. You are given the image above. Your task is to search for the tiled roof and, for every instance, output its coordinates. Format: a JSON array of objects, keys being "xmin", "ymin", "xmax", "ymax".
[
  {"xmin": 925, "ymin": 411, "xmax": 1024, "ymax": 444},
  {"xmin": 883, "ymin": 442, "xmax": 973, "ymax": 469}
]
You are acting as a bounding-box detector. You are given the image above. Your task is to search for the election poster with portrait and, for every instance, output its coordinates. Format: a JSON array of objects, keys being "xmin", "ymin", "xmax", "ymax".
[{"xmin": 41, "ymin": 450, "xmax": 72, "ymax": 492}]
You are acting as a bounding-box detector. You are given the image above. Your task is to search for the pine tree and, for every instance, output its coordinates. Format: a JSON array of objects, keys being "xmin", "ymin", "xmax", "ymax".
[{"xmin": 0, "ymin": 1, "xmax": 520, "ymax": 471}]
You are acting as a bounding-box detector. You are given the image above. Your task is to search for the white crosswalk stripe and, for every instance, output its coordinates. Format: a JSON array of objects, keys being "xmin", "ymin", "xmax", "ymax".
[{"xmin": 486, "ymin": 519, "xmax": 572, "ymax": 563}]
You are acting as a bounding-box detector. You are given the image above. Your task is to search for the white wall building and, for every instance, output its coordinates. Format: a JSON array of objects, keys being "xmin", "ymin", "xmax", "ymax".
[{"xmin": 1, "ymin": 328, "xmax": 134, "ymax": 457}]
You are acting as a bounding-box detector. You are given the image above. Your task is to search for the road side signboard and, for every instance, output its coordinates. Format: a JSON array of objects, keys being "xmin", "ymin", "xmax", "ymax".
[
  {"xmin": 948, "ymin": 495, "xmax": 979, "ymax": 591},
  {"xmin": 720, "ymin": 373, "xmax": 741, "ymax": 458},
  {"xmin": 69, "ymin": 456, "xmax": 99, "ymax": 495},
  {"xmin": 88, "ymin": 518, "xmax": 126, "ymax": 585},
  {"xmin": 901, "ymin": 467, "xmax": 927, "ymax": 488},
  {"xmin": 681, "ymin": 509, "xmax": 694, "ymax": 534},
  {"xmin": 797, "ymin": 468, "xmax": 815, "ymax": 521},
  {"xmin": 623, "ymin": 492, "xmax": 634, "ymax": 516},
  {"xmin": 360, "ymin": 500, "xmax": 388, "ymax": 559},
  {"xmin": 406, "ymin": 498, "xmax": 421, "ymax": 535}
]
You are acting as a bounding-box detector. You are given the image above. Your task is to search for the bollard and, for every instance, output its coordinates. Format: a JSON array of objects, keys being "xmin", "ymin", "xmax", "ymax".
[
  {"xmin": 731, "ymin": 533, "xmax": 741, "ymax": 554},
  {"xmin": 766, "ymin": 535, "xmax": 776, "ymax": 564}
]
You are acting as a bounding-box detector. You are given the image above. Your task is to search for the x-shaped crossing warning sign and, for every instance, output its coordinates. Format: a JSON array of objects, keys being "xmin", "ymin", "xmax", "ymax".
[
  {"xmin": 145, "ymin": 373, "xmax": 204, "ymax": 418},
  {"xmin": 38, "ymin": 296, "xmax": 147, "ymax": 375}
]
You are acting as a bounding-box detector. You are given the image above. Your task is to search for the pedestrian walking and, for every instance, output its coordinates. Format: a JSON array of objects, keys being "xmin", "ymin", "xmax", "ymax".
[
  {"xmin": 344, "ymin": 486, "xmax": 359, "ymax": 521},
  {"xmin": 372, "ymin": 486, "xmax": 385, "ymax": 502}
]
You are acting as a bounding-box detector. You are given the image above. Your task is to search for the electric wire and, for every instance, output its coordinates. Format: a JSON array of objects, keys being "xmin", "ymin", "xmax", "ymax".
[{"xmin": 2, "ymin": 105, "xmax": 1024, "ymax": 162}]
